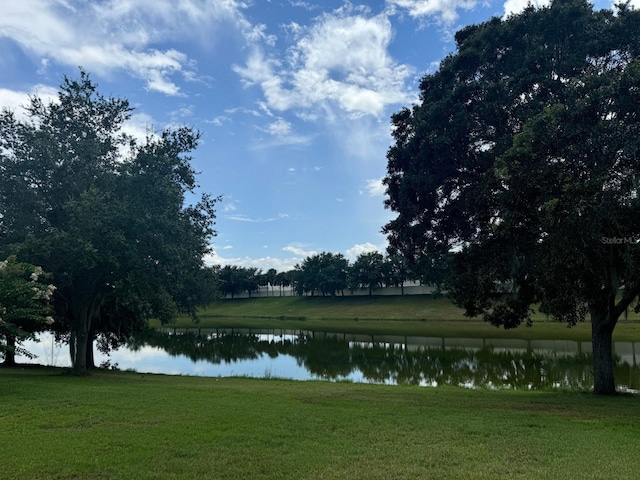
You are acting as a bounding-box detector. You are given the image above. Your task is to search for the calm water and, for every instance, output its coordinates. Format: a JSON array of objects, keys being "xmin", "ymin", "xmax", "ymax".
[{"xmin": 17, "ymin": 327, "xmax": 640, "ymax": 391}]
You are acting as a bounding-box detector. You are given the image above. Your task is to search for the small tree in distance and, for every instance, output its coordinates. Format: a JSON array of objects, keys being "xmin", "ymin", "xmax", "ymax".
[
  {"xmin": 385, "ymin": 253, "xmax": 412, "ymax": 295},
  {"xmin": 349, "ymin": 252, "xmax": 387, "ymax": 295},
  {"xmin": 295, "ymin": 253, "xmax": 349, "ymax": 297}
]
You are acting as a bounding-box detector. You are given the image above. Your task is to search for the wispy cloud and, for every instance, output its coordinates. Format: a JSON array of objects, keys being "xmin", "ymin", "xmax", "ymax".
[
  {"xmin": 223, "ymin": 200, "xmax": 238, "ymax": 212},
  {"xmin": 227, "ymin": 213, "xmax": 289, "ymax": 223},
  {"xmin": 207, "ymin": 116, "xmax": 228, "ymax": 127},
  {"xmin": 282, "ymin": 245, "xmax": 317, "ymax": 257},
  {"xmin": 386, "ymin": 0, "xmax": 479, "ymax": 24},
  {"xmin": 365, "ymin": 177, "xmax": 386, "ymax": 197},
  {"xmin": 0, "ymin": 0, "xmax": 257, "ymax": 96},
  {"xmin": 255, "ymin": 117, "xmax": 314, "ymax": 147}
]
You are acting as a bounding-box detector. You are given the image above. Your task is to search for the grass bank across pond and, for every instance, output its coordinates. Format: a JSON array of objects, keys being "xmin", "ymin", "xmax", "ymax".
[
  {"xmin": 161, "ymin": 296, "xmax": 640, "ymax": 342},
  {"xmin": 1, "ymin": 367, "xmax": 639, "ymax": 480}
]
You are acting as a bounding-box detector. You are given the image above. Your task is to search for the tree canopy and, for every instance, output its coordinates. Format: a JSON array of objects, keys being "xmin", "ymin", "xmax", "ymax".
[
  {"xmin": 383, "ymin": 0, "xmax": 640, "ymax": 394},
  {"xmin": 218, "ymin": 265, "xmax": 261, "ymax": 299},
  {"xmin": 349, "ymin": 252, "xmax": 387, "ymax": 295},
  {"xmin": 294, "ymin": 252, "xmax": 349, "ymax": 297},
  {"xmin": 0, "ymin": 71, "xmax": 219, "ymax": 373}
]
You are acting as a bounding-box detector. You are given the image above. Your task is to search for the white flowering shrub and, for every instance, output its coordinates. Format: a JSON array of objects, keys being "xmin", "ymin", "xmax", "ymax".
[{"xmin": 0, "ymin": 256, "xmax": 56, "ymax": 363}]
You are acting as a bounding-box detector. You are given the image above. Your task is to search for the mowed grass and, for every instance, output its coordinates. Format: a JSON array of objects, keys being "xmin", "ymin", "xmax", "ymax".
[
  {"xmin": 187, "ymin": 295, "xmax": 475, "ymax": 321},
  {"xmin": 161, "ymin": 296, "xmax": 640, "ymax": 342},
  {"xmin": 1, "ymin": 367, "xmax": 639, "ymax": 480}
]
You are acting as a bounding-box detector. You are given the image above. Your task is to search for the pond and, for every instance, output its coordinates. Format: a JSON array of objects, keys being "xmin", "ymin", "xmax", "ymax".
[{"xmin": 16, "ymin": 327, "xmax": 640, "ymax": 391}]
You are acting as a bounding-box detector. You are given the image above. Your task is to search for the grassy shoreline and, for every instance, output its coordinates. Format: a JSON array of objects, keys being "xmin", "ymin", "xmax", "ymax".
[
  {"xmin": 160, "ymin": 296, "xmax": 640, "ymax": 342},
  {"xmin": 1, "ymin": 367, "xmax": 639, "ymax": 480}
]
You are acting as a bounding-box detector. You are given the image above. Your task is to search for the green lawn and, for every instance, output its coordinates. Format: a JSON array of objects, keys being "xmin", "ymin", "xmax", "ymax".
[
  {"xmin": 160, "ymin": 296, "xmax": 640, "ymax": 342},
  {"xmin": 185, "ymin": 295, "xmax": 478, "ymax": 321},
  {"xmin": 6, "ymin": 296, "xmax": 636, "ymax": 478},
  {"xmin": 1, "ymin": 367, "xmax": 639, "ymax": 480}
]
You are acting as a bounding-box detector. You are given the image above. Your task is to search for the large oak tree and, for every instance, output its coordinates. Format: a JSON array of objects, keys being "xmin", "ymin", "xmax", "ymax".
[
  {"xmin": 0, "ymin": 71, "xmax": 219, "ymax": 373},
  {"xmin": 383, "ymin": 0, "xmax": 640, "ymax": 394}
]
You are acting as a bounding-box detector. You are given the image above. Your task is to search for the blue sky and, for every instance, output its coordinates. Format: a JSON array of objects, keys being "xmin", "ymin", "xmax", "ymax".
[{"xmin": 0, "ymin": 0, "xmax": 623, "ymax": 272}]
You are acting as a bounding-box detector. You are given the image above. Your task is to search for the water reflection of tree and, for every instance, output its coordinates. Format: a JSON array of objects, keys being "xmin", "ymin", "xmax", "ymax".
[
  {"xmin": 291, "ymin": 335, "xmax": 354, "ymax": 379},
  {"xmin": 128, "ymin": 330, "xmax": 263, "ymax": 364},
  {"xmin": 128, "ymin": 330, "xmax": 640, "ymax": 390}
]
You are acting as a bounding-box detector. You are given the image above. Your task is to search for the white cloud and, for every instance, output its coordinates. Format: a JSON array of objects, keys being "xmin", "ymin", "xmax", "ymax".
[
  {"xmin": 365, "ymin": 178, "xmax": 386, "ymax": 197},
  {"xmin": 207, "ymin": 116, "xmax": 228, "ymax": 126},
  {"xmin": 267, "ymin": 118, "xmax": 293, "ymax": 136},
  {"xmin": 223, "ymin": 201, "xmax": 238, "ymax": 212},
  {"xmin": 282, "ymin": 245, "xmax": 317, "ymax": 257},
  {"xmin": 234, "ymin": 7, "xmax": 414, "ymax": 119},
  {"xmin": 90, "ymin": 0, "xmax": 259, "ymax": 44},
  {"xmin": 206, "ymin": 241, "xmax": 390, "ymax": 271},
  {"xmin": 502, "ymin": 0, "xmax": 550, "ymax": 17},
  {"xmin": 0, "ymin": 84, "xmax": 59, "ymax": 120},
  {"xmin": 205, "ymin": 247, "xmax": 304, "ymax": 271},
  {"xmin": 0, "ymin": 0, "xmax": 255, "ymax": 96},
  {"xmin": 171, "ymin": 106, "xmax": 195, "ymax": 119},
  {"xmin": 290, "ymin": 1, "xmax": 319, "ymax": 11},
  {"xmin": 387, "ymin": 0, "xmax": 479, "ymax": 24},
  {"xmin": 256, "ymin": 117, "xmax": 314, "ymax": 147},
  {"xmin": 226, "ymin": 214, "xmax": 257, "ymax": 222},
  {"xmin": 345, "ymin": 242, "xmax": 384, "ymax": 261},
  {"xmin": 227, "ymin": 213, "xmax": 289, "ymax": 223},
  {"xmin": 121, "ymin": 112, "xmax": 158, "ymax": 144}
]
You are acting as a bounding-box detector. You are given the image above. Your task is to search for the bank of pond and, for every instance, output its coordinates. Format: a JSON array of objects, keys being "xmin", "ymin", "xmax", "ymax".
[{"xmin": 20, "ymin": 327, "xmax": 640, "ymax": 392}]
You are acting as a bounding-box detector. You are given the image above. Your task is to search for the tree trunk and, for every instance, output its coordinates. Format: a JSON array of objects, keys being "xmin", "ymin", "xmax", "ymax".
[
  {"xmin": 86, "ymin": 332, "xmax": 95, "ymax": 369},
  {"xmin": 590, "ymin": 307, "xmax": 616, "ymax": 395},
  {"xmin": 2, "ymin": 335, "xmax": 16, "ymax": 366},
  {"xmin": 69, "ymin": 330, "xmax": 76, "ymax": 366},
  {"xmin": 72, "ymin": 321, "xmax": 89, "ymax": 375}
]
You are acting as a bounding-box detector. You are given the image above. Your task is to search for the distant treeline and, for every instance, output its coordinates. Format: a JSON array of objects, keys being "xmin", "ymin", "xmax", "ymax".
[{"xmin": 213, "ymin": 251, "xmax": 442, "ymax": 299}]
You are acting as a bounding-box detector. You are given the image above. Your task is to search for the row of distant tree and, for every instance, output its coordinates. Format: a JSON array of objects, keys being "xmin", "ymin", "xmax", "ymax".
[{"xmin": 215, "ymin": 251, "xmax": 436, "ymax": 299}]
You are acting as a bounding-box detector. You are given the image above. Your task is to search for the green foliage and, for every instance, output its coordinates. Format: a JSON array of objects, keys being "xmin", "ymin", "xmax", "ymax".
[
  {"xmin": 0, "ymin": 257, "xmax": 55, "ymax": 362},
  {"xmin": 348, "ymin": 251, "xmax": 387, "ymax": 294},
  {"xmin": 383, "ymin": 0, "xmax": 640, "ymax": 394},
  {"xmin": 218, "ymin": 265, "xmax": 261, "ymax": 298},
  {"xmin": 0, "ymin": 70, "xmax": 219, "ymax": 372},
  {"xmin": 384, "ymin": 252, "xmax": 413, "ymax": 289},
  {"xmin": 294, "ymin": 252, "xmax": 349, "ymax": 296}
]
